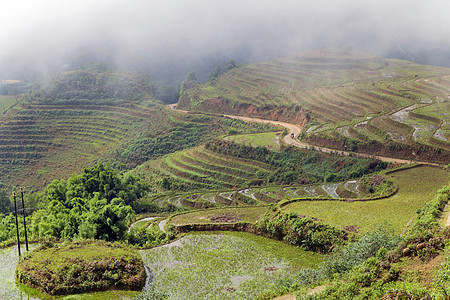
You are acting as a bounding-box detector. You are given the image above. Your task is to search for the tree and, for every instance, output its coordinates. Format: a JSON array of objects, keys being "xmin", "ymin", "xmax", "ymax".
[
  {"xmin": 185, "ymin": 71, "xmax": 197, "ymax": 82},
  {"xmin": 0, "ymin": 190, "xmax": 12, "ymax": 215},
  {"xmin": 26, "ymin": 162, "xmax": 146, "ymax": 241},
  {"xmin": 208, "ymin": 59, "xmax": 239, "ymax": 82},
  {"xmin": 151, "ymin": 81, "xmax": 180, "ymax": 104}
]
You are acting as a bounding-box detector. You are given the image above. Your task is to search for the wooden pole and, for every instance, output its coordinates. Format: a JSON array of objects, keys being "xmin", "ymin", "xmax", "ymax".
[
  {"xmin": 20, "ymin": 189, "xmax": 29, "ymax": 252},
  {"xmin": 13, "ymin": 192, "xmax": 21, "ymax": 257}
]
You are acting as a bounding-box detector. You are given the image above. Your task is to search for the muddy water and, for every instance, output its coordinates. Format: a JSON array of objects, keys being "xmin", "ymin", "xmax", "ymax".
[{"xmin": 140, "ymin": 232, "xmax": 323, "ymax": 299}]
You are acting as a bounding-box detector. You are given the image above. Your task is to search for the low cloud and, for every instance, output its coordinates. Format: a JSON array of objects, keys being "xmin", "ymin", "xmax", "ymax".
[{"xmin": 1, "ymin": 0, "xmax": 449, "ymax": 81}]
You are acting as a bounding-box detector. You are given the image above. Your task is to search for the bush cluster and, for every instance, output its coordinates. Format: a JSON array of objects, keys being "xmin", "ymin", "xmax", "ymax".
[{"xmin": 256, "ymin": 206, "xmax": 347, "ymax": 253}]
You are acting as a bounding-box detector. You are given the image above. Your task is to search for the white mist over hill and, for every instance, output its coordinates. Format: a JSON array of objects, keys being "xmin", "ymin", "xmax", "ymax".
[{"xmin": 1, "ymin": 0, "xmax": 449, "ymax": 82}]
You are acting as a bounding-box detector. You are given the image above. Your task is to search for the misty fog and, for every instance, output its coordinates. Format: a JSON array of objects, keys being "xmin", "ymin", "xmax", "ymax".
[{"xmin": 1, "ymin": 0, "xmax": 449, "ymax": 83}]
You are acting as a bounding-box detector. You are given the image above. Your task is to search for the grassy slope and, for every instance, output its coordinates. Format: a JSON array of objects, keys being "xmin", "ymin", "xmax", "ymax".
[
  {"xmin": 0, "ymin": 95, "xmax": 16, "ymax": 113},
  {"xmin": 131, "ymin": 145, "xmax": 275, "ymax": 192},
  {"xmin": 282, "ymin": 166, "xmax": 450, "ymax": 234},
  {"xmin": 0, "ymin": 103, "xmax": 274, "ymax": 191},
  {"xmin": 0, "ymin": 102, "xmax": 171, "ymax": 189}
]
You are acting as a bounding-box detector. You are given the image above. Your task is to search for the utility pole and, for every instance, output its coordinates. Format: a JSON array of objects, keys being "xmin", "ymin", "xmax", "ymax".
[
  {"xmin": 13, "ymin": 192, "xmax": 21, "ymax": 257},
  {"xmin": 20, "ymin": 188, "xmax": 29, "ymax": 252}
]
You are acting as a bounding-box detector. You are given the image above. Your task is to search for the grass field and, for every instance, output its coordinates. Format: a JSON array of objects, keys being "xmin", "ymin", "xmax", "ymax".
[
  {"xmin": 0, "ymin": 95, "xmax": 16, "ymax": 113},
  {"xmin": 225, "ymin": 131, "xmax": 283, "ymax": 151},
  {"xmin": 282, "ymin": 166, "xmax": 450, "ymax": 234},
  {"xmin": 140, "ymin": 231, "xmax": 324, "ymax": 299}
]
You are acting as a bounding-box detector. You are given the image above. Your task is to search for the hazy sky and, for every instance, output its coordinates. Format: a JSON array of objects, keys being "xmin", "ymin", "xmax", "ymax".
[{"xmin": 1, "ymin": 0, "xmax": 449, "ymax": 81}]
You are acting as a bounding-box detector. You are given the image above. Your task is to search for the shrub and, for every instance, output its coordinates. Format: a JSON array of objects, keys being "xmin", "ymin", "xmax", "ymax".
[
  {"xmin": 405, "ymin": 186, "xmax": 449, "ymax": 241},
  {"xmin": 256, "ymin": 206, "xmax": 347, "ymax": 253},
  {"xmin": 321, "ymin": 225, "xmax": 400, "ymax": 277}
]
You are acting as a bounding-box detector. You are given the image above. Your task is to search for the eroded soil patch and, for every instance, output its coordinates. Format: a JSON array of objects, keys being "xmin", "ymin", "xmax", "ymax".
[{"xmin": 209, "ymin": 213, "xmax": 241, "ymax": 223}]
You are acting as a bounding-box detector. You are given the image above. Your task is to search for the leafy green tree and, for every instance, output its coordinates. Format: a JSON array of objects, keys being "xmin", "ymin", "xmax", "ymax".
[
  {"xmin": 90, "ymin": 198, "xmax": 135, "ymax": 241},
  {"xmin": 151, "ymin": 81, "xmax": 180, "ymax": 104},
  {"xmin": 185, "ymin": 71, "xmax": 197, "ymax": 82},
  {"xmin": 0, "ymin": 190, "xmax": 12, "ymax": 215},
  {"xmin": 208, "ymin": 59, "xmax": 239, "ymax": 82},
  {"xmin": 25, "ymin": 163, "xmax": 145, "ymax": 242}
]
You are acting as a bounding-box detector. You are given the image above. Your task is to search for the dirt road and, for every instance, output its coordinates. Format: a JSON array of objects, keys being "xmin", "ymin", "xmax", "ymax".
[{"xmin": 168, "ymin": 104, "xmax": 440, "ymax": 166}]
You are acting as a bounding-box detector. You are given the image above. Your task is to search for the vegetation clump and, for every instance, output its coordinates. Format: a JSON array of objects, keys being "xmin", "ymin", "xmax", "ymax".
[
  {"xmin": 15, "ymin": 239, "xmax": 146, "ymax": 295},
  {"xmin": 256, "ymin": 205, "xmax": 347, "ymax": 253}
]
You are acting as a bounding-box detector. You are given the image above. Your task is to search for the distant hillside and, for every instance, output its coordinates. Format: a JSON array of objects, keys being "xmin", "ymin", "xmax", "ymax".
[
  {"xmin": 20, "ymin": 66, "xmax": 153, "ymax": 105},
  {"xmin": 178, "ymin": 50, "xmax": 450, "ymax": 163},
  {"xmin": 0, "ymin": 69, "xmax": 274, "ymax": 190}
]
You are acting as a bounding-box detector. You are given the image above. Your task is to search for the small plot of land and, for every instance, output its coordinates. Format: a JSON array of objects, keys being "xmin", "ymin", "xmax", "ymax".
[
  {"xmin": 16, "ymin": 240, "xmax": 145, "ymax": 296},
  {"xmin": 140, "ymin": 231, "xmax": 323, "ymax": 299},
  {"xmin": 282, "ymin": 166, "xmax": 450, "ymax": 233},
  {"xmin": 170, "ymin": 206, "xmax": 267, "ymax": 226},
  {"xmin": 225, "ymin": 131, "xmax": 283, "ymax": 151}
]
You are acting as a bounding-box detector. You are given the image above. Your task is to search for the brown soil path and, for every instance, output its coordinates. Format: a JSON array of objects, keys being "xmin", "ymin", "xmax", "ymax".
[
  {"xmin": 443, "ymin": 204, "xmax": 450, "ymax": 227},
  {"xmin": 168, "ymin": 104, "xmax": 440, "ymax": 166},
  {"xmin": 272, "ymin": 284, "xmax": 328, "ymax": 300}
]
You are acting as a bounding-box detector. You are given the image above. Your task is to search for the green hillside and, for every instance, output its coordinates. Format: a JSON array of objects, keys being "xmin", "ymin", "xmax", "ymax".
[
  {"xmin": 131, "ymin": 139, "xmax": 387, "ymax": 195},
  {"xmin": 0, "ymin": 69, "xmax": 275, "ymax": 190},
  {"xmin": 178, "ymin": 50, "xmax": 450, "ymax": 163}
]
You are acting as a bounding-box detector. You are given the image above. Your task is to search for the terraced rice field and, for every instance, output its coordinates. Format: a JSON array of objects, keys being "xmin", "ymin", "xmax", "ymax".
[
  {"xmin": 311, "ymin": 77, "xmax": 450, "ymax": 153},
  {"xmin": 133, "ymin": 145, "xmax": 275, "ymax": 191},
  {"xmin": 144, "ymin": 179, "xmax": 373, "ymax": 211},
  {"xmin": 167, "ymin": 165, "xmax": 448, "ymax": 236},
  {"xmin": 179, "ymin": 51, "xmax": 450, "ymax": 160},
  {"xmin": 282, "ymin": 166, "xmax": 450, "ymax": 234},
  {"xmin": 140, "ymin": 232, "xmax": 323, "ymax": 300},
  {"xmin": 0, "ymin": 102, "xmax": 172, "ymax": 189}
]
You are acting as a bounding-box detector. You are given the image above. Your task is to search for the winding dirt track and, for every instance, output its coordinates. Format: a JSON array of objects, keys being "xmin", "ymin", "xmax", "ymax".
[{"xmin": 168, "ymin": 104, "xmax": 440, "ymax": 166}]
